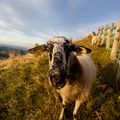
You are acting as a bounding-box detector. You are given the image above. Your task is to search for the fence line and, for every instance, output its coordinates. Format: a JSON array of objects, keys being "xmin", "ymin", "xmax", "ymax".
[
  {"xmin": 84, "ymin": 20, "xmax": 120, "ymax": 91},
  {"xmin": 94, "ymin": 20, "xmax": 120, "ymax": 92}
]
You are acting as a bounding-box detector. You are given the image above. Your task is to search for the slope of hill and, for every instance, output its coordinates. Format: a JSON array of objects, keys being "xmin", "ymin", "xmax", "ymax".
[
  {"xmin": 0, "ymin": 44, "xmax": 27, "ymax": 51},
  {"xmin": 0, "ymin": 40, "xmax": 120, "ymax": 120},
  {"xmin": 0, "ymin": 48, "xmax": 26, "ymax": 60}
]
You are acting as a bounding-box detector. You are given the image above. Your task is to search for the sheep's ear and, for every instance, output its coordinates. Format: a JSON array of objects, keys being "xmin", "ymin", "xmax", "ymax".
[
  {"xmin": 78, "ymin": 46, "xmax": 92, "ymax": 54},
  {"xmin": 41, "ymin": 44, "xmax": 48, "ymax": 51},
  {"xmin": 69, "ymin": 44, "xmax": 92, "ymax": 54},
  {"xmin": 27, "ymin": 44, "xmax": 47, "ymax": 54}
]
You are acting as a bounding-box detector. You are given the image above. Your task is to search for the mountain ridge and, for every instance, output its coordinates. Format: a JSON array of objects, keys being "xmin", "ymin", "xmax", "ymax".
[{"xmin": 0, "ymin": 45, "xmax": 26, "ymax": 59}]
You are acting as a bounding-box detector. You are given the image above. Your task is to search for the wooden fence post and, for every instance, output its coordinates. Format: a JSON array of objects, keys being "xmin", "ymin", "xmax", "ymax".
[
  {"xmin": 98, "ymin": 25, "xmax": 103, "ymax": 38},
  {"xmin": 110, "ymin": 20, "xmax": 120, "ymax": 60},
  {"xmin": 106, "ymin": 23, "xmax": 116, "ymax": 50},
  {"xmin": 101, "ymin": 24, "xmax": 108, "ymax": 45},
  {"xmin": 115, "ymin": 49, "xmax": 120, "ymax": 92}
]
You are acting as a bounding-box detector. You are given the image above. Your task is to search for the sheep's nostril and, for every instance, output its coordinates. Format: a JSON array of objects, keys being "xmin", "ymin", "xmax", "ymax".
[
  {"xmin": 49, "ymin": 69, "xmax": 54, "ymax": 76},
  {"xmin": 54, "ymin": 70, "xmax": 59, "ymax": 76},
  {"xmin": 54, "ymin": 75, "xmax": 60, "ymax": 82},
  {"xmin": 49, "ymin": 70, "xmax": 52, "ymax": 75},
  {"xmin": 49, "ymin": 69, "xmax": 61, "ymax": 83},
  {"xmin": 49, "ymin": 68, "xmax": 60, "ymax": 76}
]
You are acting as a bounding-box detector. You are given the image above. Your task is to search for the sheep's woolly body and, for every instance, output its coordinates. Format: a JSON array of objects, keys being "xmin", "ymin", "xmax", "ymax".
[
  {"xmin": 58, "ymin": 54, "xmax": 96, "ymax": 103},
  {"xmin": 47, "ymin": 36, "xmax": 96, "ymax": 120},
  {"xmin": 92, "ymin": 36, "xmax": 101, "ymax": 45},
  {"xmin": 28, "ymin": 36, "xmax": 96, "ymax": 120},
  {"xmin": 92, "ymin": 36, "xmax": 101, "ymax": 49}
]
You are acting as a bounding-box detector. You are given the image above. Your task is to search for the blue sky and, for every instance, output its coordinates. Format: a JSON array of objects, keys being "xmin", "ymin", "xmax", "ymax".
[{"xmin": 0, "ymin": 0, "xmax": 120, "ymax": 48}]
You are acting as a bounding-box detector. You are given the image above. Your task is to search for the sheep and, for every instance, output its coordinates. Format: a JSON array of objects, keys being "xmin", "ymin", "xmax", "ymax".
[
  {"xmin": 28, "ymin": 36, "xmax": 96, "ymax": 120},
  {"xmin": 85, "ymin": 33, "xmax": 93, "ymax": 40},
  {"xmin": 91, "ymin": 32, "xmax": 101, "ymax": 49}
]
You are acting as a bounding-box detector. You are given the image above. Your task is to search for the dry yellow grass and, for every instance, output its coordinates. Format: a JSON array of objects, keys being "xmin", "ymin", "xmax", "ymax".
[
  {"xmin": 0, "ymin": 40, "xmax": 120, "ymax": 120},
  {"xmin": 0, "ymin": 54, "xmax": 35, "ymax": 70}
]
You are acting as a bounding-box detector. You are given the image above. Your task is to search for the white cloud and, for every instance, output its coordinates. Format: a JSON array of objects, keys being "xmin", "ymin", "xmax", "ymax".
[
  {"xmin": 0, "ymin": 0, "xmax": 58, "ymax": 42},
  {"xmin": 0, "ymin": 20, "xmax": 24, "ymax": 36},
  {"xmin": 75, "ymin": 19, "xmax": 118, "ymax": 38},
  {"xmin": 69, "ymin": 0, "xmax": 84, "ymax": 9},
  {"xmin": 0, "ymin": 20, "xmax": 9, "ymax": 29},
  {"xmin": 19, "ymin": 0, "xmax": 56, "ymax": 17},
  {"xmin": 0, "ymin": 0, "xmax": 119, "ymax": 48},
  {"xmin": 0, "ymin": 38, "xmax": 35, "ymax": 48},
  {"xmin": 0, "ymin": 2, "xmax": 16, "ymax": 16}
]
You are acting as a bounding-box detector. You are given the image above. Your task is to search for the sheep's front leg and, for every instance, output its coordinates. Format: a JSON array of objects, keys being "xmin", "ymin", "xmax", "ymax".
[
  {"xmin": 73, "ymin": 100, "xmax": 82, "ymax": 120},
  {"xmin": 59, "ymin": 100, "xmax": 67, "ymax": 120}
]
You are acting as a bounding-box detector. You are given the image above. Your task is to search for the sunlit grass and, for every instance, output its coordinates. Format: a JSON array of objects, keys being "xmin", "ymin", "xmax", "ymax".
[{"xmin": 0, "ymin": 40, "xmax": 120, "ymax": 120}]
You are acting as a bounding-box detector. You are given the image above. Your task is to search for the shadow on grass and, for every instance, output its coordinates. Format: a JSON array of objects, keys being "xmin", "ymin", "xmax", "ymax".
[{"xmin": 97, "ymin": 63, "xmax": 116, "ymax": 91}]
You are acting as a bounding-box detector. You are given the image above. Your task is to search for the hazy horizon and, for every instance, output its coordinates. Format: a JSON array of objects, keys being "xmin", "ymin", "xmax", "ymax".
[{"xmin": 0, "ymin": 0, "xmax": 120, "ymax": 48}]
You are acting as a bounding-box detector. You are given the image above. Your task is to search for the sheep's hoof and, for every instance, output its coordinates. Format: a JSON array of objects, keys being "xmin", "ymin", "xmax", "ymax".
[
  {"xmin": 58, "ymin": 115, "xmax": 63, "ymax": 120},
  {"xmin": 58, "ymin": 117, "xmax": 63, "ymax": 120},
  {"xmin": 73, "ymin": 114, "xmax": 77, "ymax": 120}
]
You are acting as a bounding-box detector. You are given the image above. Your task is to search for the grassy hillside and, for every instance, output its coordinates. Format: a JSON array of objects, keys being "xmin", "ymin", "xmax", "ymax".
[{"xmin": 0, "ymin": 40, "xmax": 120, "ymax": 120}]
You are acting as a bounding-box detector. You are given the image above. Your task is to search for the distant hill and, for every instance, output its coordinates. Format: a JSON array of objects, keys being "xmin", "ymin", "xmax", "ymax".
[
  {"xmin": 0, "ymin": 45, "xmax": 26, "ymax": 59},
  {"xmin": 0, "ymin": 44, "xmax": 27, "ymax": 51}
]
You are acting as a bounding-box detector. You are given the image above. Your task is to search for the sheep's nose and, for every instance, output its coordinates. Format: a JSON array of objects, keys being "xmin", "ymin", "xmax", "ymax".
[
  {"xmin": 49, "ymin": 68, "xmax": 60, "ymax": 82},
  {"xmin": 49, "ymin": 68, "xmax": 59, "ymax": 75}
]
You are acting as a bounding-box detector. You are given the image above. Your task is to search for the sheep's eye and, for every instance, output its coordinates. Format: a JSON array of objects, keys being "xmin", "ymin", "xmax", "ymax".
[
  {"xmin": 47, "ymin": 44, "xmax": 54, "ymax": 61},
  {"xmin": 65, "ymin": 40, "xmax": 70, "ymax": 44},
  {"xmin": 47, "ymin": 47, "xmax": 50, "ymax": 52},
  {"xmin": 49, "ymin": 52, "xmax": 52, "ymax": 61},
  {"xmin": 47, "ymin": 44, "xmax": 53, "ymax": 52},
  {"xmin": 63, "ymin": 43, "xmax": 69, "ymax": 51}
]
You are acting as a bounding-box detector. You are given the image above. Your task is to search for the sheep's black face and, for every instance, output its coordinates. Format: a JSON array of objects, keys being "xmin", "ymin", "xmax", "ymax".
[
  {"xmin": 28, "ymin": 36, "xmax": 92, "ymax": 89},
  {"xmin": 47, "ymin": 37, "xmax": 71, "ymax": 89},
  {"xmin": 49, "ymin": 67, "xmax": 67, "ymax": 89}
]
